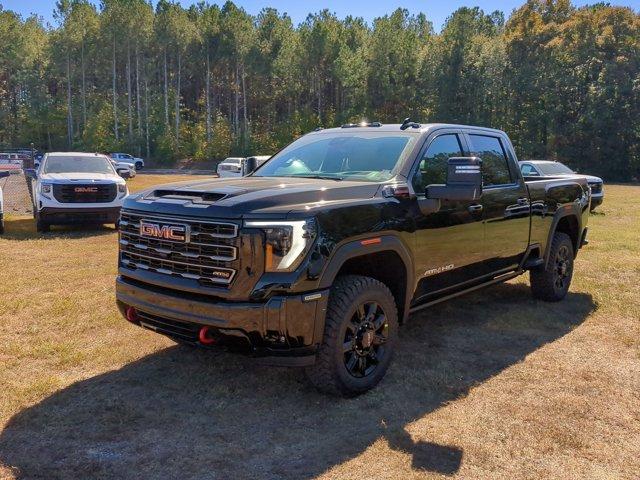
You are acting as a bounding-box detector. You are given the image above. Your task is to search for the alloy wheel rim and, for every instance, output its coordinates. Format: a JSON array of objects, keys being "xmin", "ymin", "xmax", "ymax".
[
  {"xmin": 343, "ymin": 301, "xmax": 389, "ymax": 378},
  {"xmin": 554, "ymin": 245, "xmax": 572, "ymax": 291}
]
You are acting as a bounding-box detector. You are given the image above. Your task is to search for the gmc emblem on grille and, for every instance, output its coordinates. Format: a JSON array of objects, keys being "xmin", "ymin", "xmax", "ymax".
[
  {"xmin": 75, "ymin": 187, "xmax": 98, "ymax": 193},
  {"xmin": 140, "ymin": 220, "xmax": 190, "ymax": 242}
]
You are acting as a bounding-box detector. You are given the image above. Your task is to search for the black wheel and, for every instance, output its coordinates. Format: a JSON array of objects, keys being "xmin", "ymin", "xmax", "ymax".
[
  {"xmin": 35, "ymin": 211, "xmax": 50, "ymax": 233},
  {"xmin": 530, "ymin": 232, "xmax": 574, "ymax": 302},
  {"xmin": 135, "ymin": 161, "xmax": 143, "ymax": 170},
  {"xmin": 305, "ymin": 275, "xmax": 398, "ymax": 396}
]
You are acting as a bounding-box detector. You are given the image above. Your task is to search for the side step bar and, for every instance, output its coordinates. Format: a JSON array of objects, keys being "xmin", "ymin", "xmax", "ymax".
[{"xmin": 409, "ymin": 270, "xmax": 522, "ymax": 315}]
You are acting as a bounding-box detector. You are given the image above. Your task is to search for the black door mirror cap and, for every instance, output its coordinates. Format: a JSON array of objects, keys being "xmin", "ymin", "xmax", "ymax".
[
  {"xmin": 426, "ymin": 185, "xmax": 482, "ymax": 202},
  {"xmin": 24, "ymin": 169, "xmax": 37, "ymax": 179},
  {"xmin": 425, "ymin": 157, "xmax": 483, "ymax": 202},
  {"xmin": 0, "ymin": 170, "xmax": 10, "ymax": 179}
]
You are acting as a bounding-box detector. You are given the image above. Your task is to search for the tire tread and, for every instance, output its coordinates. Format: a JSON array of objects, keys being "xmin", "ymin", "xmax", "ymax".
[{"xmin": 306, "ymin": 275, "xmax": 397, "ymax": 396}]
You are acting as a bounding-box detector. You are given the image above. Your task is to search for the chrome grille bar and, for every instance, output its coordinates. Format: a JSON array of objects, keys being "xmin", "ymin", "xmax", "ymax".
[
  {"xmin": 119, "ymin": 239, "xmax": 237, "ymax": 262},
  {"xmin": 119, "ymin": 209, "xmax": 239, "ymax": 288}
]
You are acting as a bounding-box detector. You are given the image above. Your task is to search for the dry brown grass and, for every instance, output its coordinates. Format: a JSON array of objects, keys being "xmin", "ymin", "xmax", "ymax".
[{"xmin": 0, "ymin": 178, "xmax": 638, "ymax": 479}]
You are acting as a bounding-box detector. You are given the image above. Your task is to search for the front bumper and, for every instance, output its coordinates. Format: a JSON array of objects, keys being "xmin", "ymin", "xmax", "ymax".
[
  {"xmin": 116, "ymin": 275, "xmax": 329, "ymax": 366},
  {"xmin": 590, "ymin": 194, "xmax": 603, "ymax": 208},
  {"xmin": 40, "ymin": 206, "xmax": 121, "ymax": 224}
]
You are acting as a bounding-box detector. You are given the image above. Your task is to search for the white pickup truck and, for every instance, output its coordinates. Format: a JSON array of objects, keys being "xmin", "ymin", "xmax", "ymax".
[
  {"xmin": 27, "ymin": 152, "xmax": 130, "ymax": 232},
  {"xmin": 0, "ymin": 170, "xmax": 10, "ymax": 234},
  {"xmin": 216, "ymin": 156, "xmax": 271, "ymax": 178}
]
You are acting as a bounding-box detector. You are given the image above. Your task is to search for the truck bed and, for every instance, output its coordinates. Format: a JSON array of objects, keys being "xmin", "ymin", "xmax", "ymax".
[{"xmin": 523, "ymin": 175, "xmax": 590, "ymax": 257}]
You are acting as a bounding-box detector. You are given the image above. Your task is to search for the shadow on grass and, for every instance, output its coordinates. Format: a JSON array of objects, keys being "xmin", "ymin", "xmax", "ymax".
[
  {"xmin": 1, "ymin": 217, "xmax": 116, "ymax": 241},
  {"xmin": 0, "ymin": 283, "xmax": 595, "ymax": 479}
]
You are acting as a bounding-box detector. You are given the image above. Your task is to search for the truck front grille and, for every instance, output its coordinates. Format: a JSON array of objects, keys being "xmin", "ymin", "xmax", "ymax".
[
  {"xmin": 53, "ymin": 183, "xmax": 117, "ymax": 203},
  {"xmin": 119, "ymin": 210, "xmax": 240, "ymax": 288}
]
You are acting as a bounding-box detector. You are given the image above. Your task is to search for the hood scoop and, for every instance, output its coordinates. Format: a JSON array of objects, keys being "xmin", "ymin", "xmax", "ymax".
[{"xmin": 147, "ymin": 189, "xmax": 228, "ymax": 205}]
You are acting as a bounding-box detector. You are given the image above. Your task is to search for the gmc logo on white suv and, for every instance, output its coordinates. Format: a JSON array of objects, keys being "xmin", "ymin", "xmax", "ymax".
[{"xmin": 139, "ymin": 221, "xmax": 189, "ymax": 242}]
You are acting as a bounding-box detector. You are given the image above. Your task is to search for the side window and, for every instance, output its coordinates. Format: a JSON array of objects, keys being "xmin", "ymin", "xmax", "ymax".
[
  {"xmin": 468, "ymin": 134, "xmax": 512, "ymax": 186},
  {"xmin": 412, "ymin": 134, "xmax": 463, "ymax": 193},
  {"xmin": 521, "ymin": 164, "xmax": 539, "ymax": 176}
]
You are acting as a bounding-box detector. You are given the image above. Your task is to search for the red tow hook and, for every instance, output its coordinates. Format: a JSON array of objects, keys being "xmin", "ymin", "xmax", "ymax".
[
  {"xmin": 199, "ymin": 326, "xmax": 216, "ymax": 345},
  {"xmin": 125, "ymin": 306, "xmax": 139, "ymax": 323}
]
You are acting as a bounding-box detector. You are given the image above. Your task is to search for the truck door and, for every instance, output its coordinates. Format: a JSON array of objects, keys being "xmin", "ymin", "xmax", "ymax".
[
  {"xmin": 409, "ymin": 130, "xmax": 486, "ymax": 301},
  {"xmin": 465, "ymin": 132, "xmax": 530, "ymax": 273}
]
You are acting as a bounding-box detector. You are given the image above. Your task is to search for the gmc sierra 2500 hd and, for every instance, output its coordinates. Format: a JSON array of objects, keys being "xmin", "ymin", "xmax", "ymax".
[{"xmin": 116, "ymin": 122, "xmax": 591, "ymax": 396}]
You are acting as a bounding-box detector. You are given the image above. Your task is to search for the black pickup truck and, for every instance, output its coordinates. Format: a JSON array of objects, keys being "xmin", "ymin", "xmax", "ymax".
[{"xmin": 116, "ymin": 122, "xmax": 591, "ymax": 396}]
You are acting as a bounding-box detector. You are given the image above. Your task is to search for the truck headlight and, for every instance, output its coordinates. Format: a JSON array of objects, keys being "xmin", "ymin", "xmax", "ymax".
[
  {"xmin": 245, "ymin": 219, "xmax": 317, "ymax": 272},
  {"xmin": 118, "ymin": 183, "xmax": 127, "ymax": 195},
  {"xmin": 41, "ymin": 183, "xmax": 52, "ymax": 195}
]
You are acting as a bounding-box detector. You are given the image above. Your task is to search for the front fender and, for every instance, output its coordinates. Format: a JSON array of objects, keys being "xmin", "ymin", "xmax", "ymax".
[{"xmin": 318, "ymin": 234, "xmax": 415, "ymax": 322}]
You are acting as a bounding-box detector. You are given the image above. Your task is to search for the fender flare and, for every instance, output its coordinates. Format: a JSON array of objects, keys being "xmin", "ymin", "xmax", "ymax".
[
  {"xmin": 318, "ymin": 235, "xmax": 415, "ymax": 322},
  {"xmin": 544, "ymin": 205, "xmax": 583, "ymax": 268}
]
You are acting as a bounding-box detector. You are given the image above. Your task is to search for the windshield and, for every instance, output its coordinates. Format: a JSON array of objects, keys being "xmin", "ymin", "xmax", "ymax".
[
  {"xmin": 43, "ymin": 156, "xmax": 115, "ymax": 175},
  {"xmin": 537, "ymin": 162, "xmax": 574, "ymax": 175},
  {"xmin": 253, "ymin": 132, "xmax": 417, "ymax": 182}
]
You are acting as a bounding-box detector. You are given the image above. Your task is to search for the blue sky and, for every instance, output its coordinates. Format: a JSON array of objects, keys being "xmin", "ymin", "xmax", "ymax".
[{"xmin": 3, "ymin": 0, "xmax": 639, "ymax": 30}]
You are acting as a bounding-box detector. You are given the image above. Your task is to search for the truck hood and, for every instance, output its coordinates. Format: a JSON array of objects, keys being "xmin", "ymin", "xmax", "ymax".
[
  {"xmin": 39, "ymin": 172, "xmax": 124, "ymax": 184},
  {"xmin": 124, "ymin": 176, "xmax": 382, "ymax": 219}
]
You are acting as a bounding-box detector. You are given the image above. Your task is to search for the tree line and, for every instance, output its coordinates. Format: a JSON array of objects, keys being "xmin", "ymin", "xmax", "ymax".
[{"xmin": 0, "ymin": 0, "xmax": 638, "ymax": 180}]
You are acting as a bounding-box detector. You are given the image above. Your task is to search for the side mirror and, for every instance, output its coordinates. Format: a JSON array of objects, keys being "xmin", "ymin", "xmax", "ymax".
[
  {"xmin": 427, "ymin": 157, "xmax": 482, "ymax": 201},
  {"xmin": 117, "ymin": 168, "xmax": 131, "ymax": 179},
  {"xmin": 243, "ymin": 157, "xmax": 258, "ymax": 176},
  {"xmin": 418, "ymin": 157, "xmax": 482, "ymax": 215},
  {"xmin": 0, "ymin": 170, "xmax": 10, "ymax": 179},
  {"xmin": 24, "ymin": 168, "xmax": 37, "ymax": 179}
]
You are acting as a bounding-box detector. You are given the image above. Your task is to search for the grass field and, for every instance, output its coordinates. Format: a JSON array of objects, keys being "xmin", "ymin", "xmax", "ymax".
[{"xmin": 0, "ymin": 177, "xmax": 638, "ymax": 479}]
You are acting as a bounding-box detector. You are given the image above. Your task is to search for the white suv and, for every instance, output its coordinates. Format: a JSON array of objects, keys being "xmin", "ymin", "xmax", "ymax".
[
  {"xmin": 28, "ymin": 152, "xmax": 129, "ymax": 232},
  {"xmin": 110, "ymin": 153, "xmax": 145, "ymax": 170}
]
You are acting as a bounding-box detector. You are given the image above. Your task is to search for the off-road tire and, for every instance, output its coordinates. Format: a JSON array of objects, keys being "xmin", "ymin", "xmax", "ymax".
[
  {"xmin": 305, "ymin": 275, "xmax": 398, "ymax": 397},
  {"xmin": 135, "ymin": 161, "xmax": 143, "ymax": 170},
  {"xmin": 530, "ymin": 231, "xmax": 574, "ymax": 302}
]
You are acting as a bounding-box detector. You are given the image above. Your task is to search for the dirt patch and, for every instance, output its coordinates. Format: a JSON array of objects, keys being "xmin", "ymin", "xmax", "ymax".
[{"xmin": 0, "ymin": 180, "xmax": 638, "ymax": 479}]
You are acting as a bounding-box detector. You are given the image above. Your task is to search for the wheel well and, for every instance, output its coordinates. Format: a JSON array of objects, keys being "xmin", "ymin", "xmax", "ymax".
[
  {"xmin": 555, "ymin": 215, "xmax": 580, "ymax": 253},
  {"xmin": 335, "ymin": 251, "xmax": 408, "ymax": 322}
]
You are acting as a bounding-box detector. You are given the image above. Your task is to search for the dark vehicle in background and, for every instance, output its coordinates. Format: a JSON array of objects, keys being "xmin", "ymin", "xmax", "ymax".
[
  {"xmin": 116, "ymin": 122, "xmax": 591, "ymax": 396},
  {"xmin": 520, "ymin": 160, "xmax": 603, "ymax": 210}
]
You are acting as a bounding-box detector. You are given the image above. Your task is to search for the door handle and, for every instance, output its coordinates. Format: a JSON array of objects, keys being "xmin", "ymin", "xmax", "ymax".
[{"xmin": 468, "ymin": 204, "xmax": 483, "ymax": 213}]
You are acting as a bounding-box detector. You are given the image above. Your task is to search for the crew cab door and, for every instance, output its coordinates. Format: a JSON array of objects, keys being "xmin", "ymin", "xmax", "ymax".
[
  {"xmin": 409, "ymin": 130, "xmax": 486, "ymax": 300},
  {"xmin": 464, "ymin": 132, "xmax": 530, "ymax": 273}
]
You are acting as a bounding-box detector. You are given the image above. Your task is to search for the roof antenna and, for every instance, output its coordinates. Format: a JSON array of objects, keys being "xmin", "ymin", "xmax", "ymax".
[{"xmin": 400, "ymin": 117, "xmax": 421, "ymax": 130}]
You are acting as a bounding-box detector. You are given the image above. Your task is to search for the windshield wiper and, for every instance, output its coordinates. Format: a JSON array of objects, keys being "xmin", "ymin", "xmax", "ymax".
[{"xmin": 292, "ymin": 175, "xmax": 344, "ymax": 181}]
